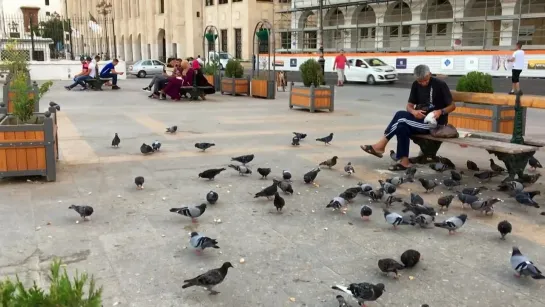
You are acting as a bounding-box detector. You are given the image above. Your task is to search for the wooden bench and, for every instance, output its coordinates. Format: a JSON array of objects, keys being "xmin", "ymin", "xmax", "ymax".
[{"xmin": 85, "ymin": 77, "xmax": 112, "ymax": 91}]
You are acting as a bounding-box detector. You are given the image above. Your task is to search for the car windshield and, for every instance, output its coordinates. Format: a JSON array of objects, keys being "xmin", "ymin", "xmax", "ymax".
[
  {"xmin": 219, "ymin": 53, "xmax": 229, "ymax": 59},
  {"xmin": 365, "ymin": 58, "xmax": 387, "ymax": 67}
]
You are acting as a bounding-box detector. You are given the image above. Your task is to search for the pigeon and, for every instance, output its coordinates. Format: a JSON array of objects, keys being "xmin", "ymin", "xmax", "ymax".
[
  {"xmin": 111, "ymin": 133, "xmax": 120, "ymax": 147},
  {"xmin": 254, "ymin": 183, "xmax": 278, "ymax": 199},
  {"xmin": 228, "ymin": 164, "xmax": 252, "ymax": 175},
  {"xmin": 358, "ymin": 182, "xmax": 373, "ymax": 195},
  {"xmin": 384, "ymin": 195, "xmax": 403, "ymax": 207},
  {"xmin": 360, "ymin": 205, "xmax": 372, "ymax": 220},
  {"xmin": 327, "ymin": 196, "xmax": 348, "ymax": 211},
  {"xmin": 316, "ymin": 132, "xmax": 333, "ymax": 145},
  {"xmin": 274, "ymin": 179, "xmax": 293, "ymax": 195},
  {"xmin": 442, "ymin": 178, "xmax": 460, "ymax": 189},
  {"xmin": 474, "ymin": 170, "xmax": 498, "ymax": 181},
  {"xmin": 68, "ymin": 205, "xmax": 94, "ymax": 221},
  {"xmin": 319, "ymin": 156, "xmax": 338, "ymax": 168},
  {"xmin": 526, "ymin": 190, "xmax": 541, "ymax": 200},
  {"xmin": 529, "ymin": 156, "xmax": 542, "ymax": 170},
  {"xmin": 437, "ymin": 195, "xmax": 455, "ymax": 210},
  {"xmin": 170, "ymin": 203, "xmax": 207, "ymax": 223},
  {"xmin": 292, "ymin": 136, "xmax": 300, "ymax": 146},
  {"xmin": 283, "ymin": 170, "xmax": 292, "ymax": 181},
  {"xmin": 339, "ymin": 190, "xmax": 358, "ymax": 203},
  {"xmin": 467, "ymin": 160, "xmax": 479, "ymax": 171},
  {"xmin": 386, "ymin": 176, "xmax": 404, "ymax": 186},
  {"xmin": 332, "ymin": 283, "xmax": 385, "ymax": 307},
  {"xmin": 406, "ymin": 166, "xmax": 417, "ymax": 177},
  {"xmin": 257, "ymin": 168, "xmax": 271, "ymax": 179},
  {"xmin": 402, "ymin": 202, "xmax": 437, "ymax": 217},
  {"xmin": 134, "ymin": 176, "xmax": 145, "ymax": 190},
  {"xmin": 49, "ymin": 102, "xmax": 60, "ymax": 110},
  {"xmin": 497, "ymin": 220, "xmax": 512, "ymax": 240},
  {"xmin": 231, "ymin": 154, "xmax": 254, "ymax": 165},
  {"xmin": 166, "ymin": 125, "xmax": 178, "ymax": 133},
  {"xmin": 411, "ymin": 193, "xmax": 424, "ymax": 205},
  {"xmin": 462, "ymin": 186, "xmax": 486, "ymax": 196},
  {"xmin": 344, "ymin": 186, "xmax": 362, "ymax": 195},
  {"xmin": 195, "ymin": 142, "xmax": 215, "ymax": 151},
  {"xmin": 400, "ymin": 249, "xmax": 421, "ymax": 268},
  {"xmin": 293, "ymin": 132, "xmax": 307, "ymax": 140},
  {"xmin": 206, "ymin": 191, "xmax": 218, "ymax": 205},
  {"xmin": 470, "ymin": 197, "xmax": 500, "ymax": 215},
  {"xmin": 182, "ymin": 262, "xmax": 234, "ymax": 294},
  {"xmin": 518, "ymin": 173, "xmax": 541, "ymax": 185},
  {"xmin": 198, "ymin": 168, "xmax": 226, "ymax": 180},
  {"xmin": 303, "ymin": 168, "xmax": 320, "ymax": 184},
  {"xmin": 490, "ymin": 159, "xmax": 506, "ymax": 173},
  {"xmin": 383, "ymin": 209, "xmax": 410, "ymax": 229},
  {"xmin": 379, "ymin": 180, "xmax": 396, "ymax": 194},
  {"xmin": 402, "ymin": 211, "xmax": 416, "ymax": 225},
  {"xmin": 510, "ymin": 247, "xmax": 545, "ymax": 279},
  {"xmin": 497, "ymin": 181, "xmax": 524, "ymax": 194},
  {"xmin": 434, "ymin": 214, "xmax": 468, "ymax": 234},
  {"xmin": 335, "ymin": 295, "xmax": 352, "ymax": 307},
  {"xmin": 450, "ymin": 170, "xmax": 463, "ymax": 181},
  {"xmin": 389, "ymin": 150, "xmax": 397, "ymax": 162},
  {"xmin": 140, "ymin": 143, "xmax": 154, "ymax": 154},
  {"xmin": 437, "ymin": 156, "xmax": 456, "ymax": 169},
  {"xmin": 515, "ymin": 192, "xmax": 540, "ymax": 208},
  {"xmin": 190, "ymin": 232, "xmax": 219, "ymax": 255},
  {"xmin": 344, "ymin": 162, "xmax": 355, "ymax": 175},
  {"xmin": 456, "ymin": 192, "xmax": 480, "ymax": 209},
  {"xmin": 430, "ymin": 162, "xmax": 448, "ymax": 172},
  {"xmin": 273, "ymin": 192, "xmax": 285, "ymax": 212},
  {"xmin": 414, "ymin": 214, "xmax": 435, "ymax": 228},
  {"xmin": 418, "ymin": 178, "xmax": 437, "ymax": 193},
  {"xmin": 378, "ymin": 258, "xmax": 405, "ymax": 278},
  {"xmin": 369, "ymin": 188, "xmax": 385, "ymax": 202},
  {"xmin": 152, "ymin": 140, "xmax": 161, "ymax": 151}
]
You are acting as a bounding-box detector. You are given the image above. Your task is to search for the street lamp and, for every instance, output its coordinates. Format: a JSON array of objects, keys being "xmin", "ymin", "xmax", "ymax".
[
  {"xmin": 96, "ymin": 0, "xmax": 113, "ymax": 59},
  {"xmin": 318, "ymin": 0, "xmax": 325, "ymax": 85}
]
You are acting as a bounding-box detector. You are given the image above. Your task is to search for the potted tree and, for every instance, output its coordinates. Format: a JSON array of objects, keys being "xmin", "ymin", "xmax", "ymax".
[
  {"xmin": 221, "ymin": 59, "xmax": 250, "ymax": 96},
  {"xmin": 0, "ymin": 70, "xmax": 58, "ymax": 182},
  {"xmin": 450, "ymin": 71, "xmax": 520, "ymax": 133},
  {"xmin": 289, "ymin": 59, "xmax": 334, "ymax": 112}
]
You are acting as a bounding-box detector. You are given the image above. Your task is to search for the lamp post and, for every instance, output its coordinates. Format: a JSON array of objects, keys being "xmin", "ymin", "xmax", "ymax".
[
  {"xmin": 318, "ymin": 0, "xmax": 325, "ymax": 85},
  {"xmin": 96, "ymin": 0, "xmax": 112, "ymax": 59}
]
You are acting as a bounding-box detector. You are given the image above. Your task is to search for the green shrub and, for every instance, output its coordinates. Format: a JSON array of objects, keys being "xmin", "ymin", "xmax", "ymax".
[
  {"xmin": 11, "ymin": 72, "xmax": 53, "ymax": 124},
  {"xmin": 225, "ymin": 59, "xmax": 244, "ymax": 78},
  {"xmin": 0, "ymin": 259, "xmax": 103, "ymax": 306},
  {"xmin": 456, "ymin": 71, "xmax": 494, "ymax": 93},
  {"xmin": 203, "ymin": 60, "xmax": 219, "ymax": 75},
  {"xmin": 299, "ymin": 59, "xmax": 324, "ymax": 87}
]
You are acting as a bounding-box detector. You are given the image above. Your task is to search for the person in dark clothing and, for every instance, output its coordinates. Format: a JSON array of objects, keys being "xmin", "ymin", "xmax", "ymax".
[{"xmin": 361, "ymin": 64, "xmax": 456, "ymax": 171}]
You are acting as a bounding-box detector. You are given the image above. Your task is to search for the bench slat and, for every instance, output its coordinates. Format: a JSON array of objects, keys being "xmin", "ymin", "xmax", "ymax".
[
  {"xmin": 413, "ymin": 134, "xmax": 536, "ymax": 154},
  {"xmin": 457, "ymin": 129, "xmax": 545, "ymax": 148}
]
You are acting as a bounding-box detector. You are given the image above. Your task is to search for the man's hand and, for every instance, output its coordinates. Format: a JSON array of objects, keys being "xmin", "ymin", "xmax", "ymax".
[
  {"xmin": 432, "ymin": 110, "xmax": 442, "ymax": 119},
  {"xmin": 119, "ymin": 72, "xmax": 124, "ymax": 75},
  {"xmin": 411, "ymin": 109, "xmax": 426, "ymax": 119}
]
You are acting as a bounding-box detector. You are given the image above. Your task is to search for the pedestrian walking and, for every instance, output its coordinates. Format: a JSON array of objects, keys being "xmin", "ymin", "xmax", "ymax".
[
  {"xmin": 333, "ymin": 49, "xmax": 349, "ymax": 86},
  {"xmin": 507, "ymin": 41, "xmax": 525, "ymax": 95}
]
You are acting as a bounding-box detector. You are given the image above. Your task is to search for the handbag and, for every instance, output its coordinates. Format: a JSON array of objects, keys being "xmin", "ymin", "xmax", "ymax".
[{"xmin": 430, "ymin": 124, "xmax": 459, "ymax": 138}]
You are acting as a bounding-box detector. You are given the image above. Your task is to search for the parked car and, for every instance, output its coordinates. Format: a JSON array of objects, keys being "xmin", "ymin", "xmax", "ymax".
[
  {"xmin": 128, "ymin": 59, "xmax": 165, "ymax": 78},
  {"xmin": 344, "ymin": 58, "xmax": 398, "ymax": 85},
  {"xmin": 207, "ymin": 51, "xmax": 234, "ymax": 70}
]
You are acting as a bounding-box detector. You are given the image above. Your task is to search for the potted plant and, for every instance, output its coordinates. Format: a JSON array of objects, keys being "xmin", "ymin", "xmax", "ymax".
[
  {"xmin": 256, "ymin": 27, "xmax": 269, "ymax": 42},
  {"xmin": 251, "ymin": 70, "xmax": 275, "ymax": 99},
  {"xmin": 1, "ymin": 39, "xmax": 37, "ymax": 113},
  {"xmin": 450, "ymin": 71, "xmax": 520, "ymax": 133},
  {"xmin": 203, "ymin": 60, "xmax": 221, "ymax": 91},
  {"xmin": 0, "ymin": 70, "xmax": 58, "ymax": 182},
  {"xmin": 221, "ymin": 59, "xmax": 250, "ymax": 96},
  {"xmin": 204, "ymin": 30, "xmax": 218, "ymax": 42},
  {"xmin": 289, "ymin": 59, "xmax": 334, "ymax": 112}
]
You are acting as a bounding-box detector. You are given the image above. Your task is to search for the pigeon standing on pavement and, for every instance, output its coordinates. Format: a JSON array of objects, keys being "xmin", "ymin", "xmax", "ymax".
[
  {"xmin": 195, "ymin": 142, "xmax": 215, "ymax": 151},
  {"xmin": 360, "ymin": 205, "xmax": 372, "ymax": 220},
  {"xmin": 389, "ymin": 150, "xmax": 398, "ymax": 162},
  {"xmin": 434, "ymin": 214, "xmax": 468, "ymax": 234},
  {"xmin": 166, "ymin": 125, "xmax": 177, "ymax": 133},
  {"xmin": 418, "ymin": 178, "xmax": 437, "ymax": 193},
  {"xmin": 383, "ymin": 209, "xmax": 409, "ymax": 229},
  {"xmin": 274, "ymin": 179, "xmax": 294, "ymax": 195},
  {"xmin": 327, "ymin": 196, "xmax": 348, "ymax": 211},
  {"xmin": 474, "ymin": 170, "xmax": 498, "ymax": 181},
  {"xmin": 470, "ymin": 197, "xmax": 500, "ymax": 215},
  {"xmin": 515, "ymin": 192, "xmax": 540, "ymax": 208},
  {"xmin": 386, "ymin": 176, "xmax": 404, "ymax": 186},
  {"xmin": 529, "ymin": 156, "xmax": 542, "ymax": 170},
  {"xmin": 257, "ymin": 168, "xmax": 271, "ymax": 179},
  {"xmin": 414, "ymin": 214, "xmax": 435, "ymax": 228},
  {"xmin": 490, "ymin": 159, "xmax": 506, "ymax": 173},
  {"xmin": 198, "ymin": 168, "xmax": 226, "ymax": 180},
  {"xmin": 190, "ymin": 232, "xmax": 219, "ymax": 255},
  {"xmin": 134, "ymin": 176, "xmax": 145, "ymax": 190},
  {"xmin": 467, "ymin": 160, "xmax": 480, "ymax": 171},
  {"xmin": 378, "ymin": 258, "xmax": 405, "ymax": 278},
  {"xmin": 254, "ymin": 182, "xmax": 278, "ymax": 200},
  {"xmin": 316, "ymin": 133, "xmax": 334, "ymax": 145},
  {"xmin": 497, "ymin": 181, "xmax": 524, "ymax": 195},
  {"xmin": 283, "ymin": 170, "xmax": 292, "ymax": 181},
  {"xmin": 451, "ymin": 170, "xmax": 463, "ymax": 181},
  {"xmin": 68, "ymin": 205, "xmax": 94, "ymax": 221},
  {"xmin": 182, "ymin": 262, "xmax": 234, "ymax": 294},
  {"xmin": 231, "ymin": 154, "xmax": 254, "ymax": 165},
  {"xmin": 140, "ymin": 143, "xmax": 154, "ymax": 154},
  {"xmin": 510, "ymin": 247, "xmax": 545, "ymax": 279},
  {"xmin": 206, "ymin": 191, "xmax": 218, "ymax": 204},
  {"xmin": 320, "ymin": 156, "xmax": 338, "ymax": 169},
  {"xmin": 228, "ymin": 164, "xmax": 252, "ymax": 175},
  {"xmin": 400, "ymin": 249, "xmax": 421, "ymax": 268},
  {"xmin": 273, "ymin": 192, "xmax": 285, "ymax": 212},
  {"xmin": 169, "ymin": 204, "xmax": 207, "ymax": 223},
  {"xmin": 292, "ymin": 136, "xmax": 300, "ymax": 146},
  {"xmin": 293, "ymin": 132, "xmax": 307, "ymax": 140},
  {"xmin": 497, "ymin": 220, "xmax": 512, "ymax": 240},
  {"xmin": 438, "ymin": 194, "xmax": 455, "ymax": 210},
  {"xmin": 379, "ymin": 180, "xmax": 396, "ymax": 194},
  {"xmin": 462, "ymin": 186, "xmax": 486, "ymax": 196},
  {"xmin": 344, "ymin": 162, "xmax": 355, "ymax": 175},
  {"xmin": 411, "ymin": 192, "xmax": 424, "ymax": 205},
  {"xmin": 443, "ymin": 178, "xmax": 460, "ymax": 190},
  {"xmin": 331, "ymin": 283, "xmax": 385, "ymax": 307},
  {"xmin": 111, "ymin": 133, "xmax": 120, "ymax": 147},
  {"xmin": 457, "ymin": 192, "xmax": 480, "ymax": 209},
  {"xmin": 152, "ymin": 140, "xmax": 161, "ymax": 151},
  {"xmin": 303, "ymin": 168, "xmax": 320, "ymax": 184}
]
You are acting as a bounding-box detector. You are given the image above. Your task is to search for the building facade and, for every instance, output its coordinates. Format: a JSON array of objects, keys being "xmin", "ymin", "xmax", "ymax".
[{"xmin": 63, "ymin": 0, "xmax": 276, "ymax": 62}]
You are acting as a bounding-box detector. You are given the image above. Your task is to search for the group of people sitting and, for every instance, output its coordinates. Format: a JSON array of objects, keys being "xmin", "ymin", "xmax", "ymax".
[
  {"xmin": 65, "ymin": 55, "xmax": 124, "ymax": 91},
  {"xmin": 141, "ymin": 56, "xmax": 214, "ymax": 101}
]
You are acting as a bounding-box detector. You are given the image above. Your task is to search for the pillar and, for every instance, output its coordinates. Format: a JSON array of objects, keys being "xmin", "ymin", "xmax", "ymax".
[
  {"xmin": 500, "ymin": 1, "xmax": 517, "ymax": 47},
  {"xmin": 452, "ymin": 5, "xmax": 464, "ymax": 47},
  {"xmin": 370, "ymin": 3, "xmax": 387, "ymax": 50},
  {"xmin": 177, "ymin": 43, "xmax": 183, "ymax": 59},
  {"xmin": 165, "ymin": 35, "xmax": 173, "ymax": 58},
  {"xmin": 410, "ymin": 12, "xmax": 421, "ymax": 48}
]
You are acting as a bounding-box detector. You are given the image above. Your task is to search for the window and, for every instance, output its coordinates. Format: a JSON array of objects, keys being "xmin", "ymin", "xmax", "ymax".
[
  {"xmin": 436, "ymin": 23, "xmax": 447, "ymax": 36},
  {"xmin": 426, "ymin": 25, "xmax": 433, "ymax": 36},
  {"xmin": 196, "ymin": 12, "xmax": 200, "ymax": 17},
  {"xmin": 221, "ymin": 29, "xmax": 228, "ymax": 52},
  {"xmin": 46, "ymin": 11, "xmax": 50, "ymax": 16},
  {"xmin": 219, "ymin": 0, "xmax": 228, "ymax": 4},
  {"xmin": 402, "ymin": 25, "xmax": 411, "ymax": 37},
  {"xmin": 389, "ymin": 26, "xmax": 399, "ymax": 36},
  {"xmin": 303, "ymin": 31, "xmax": 317, "ymax": 49},
  {"xmin": 359, "ymin": 27, "xmax": 375, "ymax": 39},
  {"xmin": 281, "ymin": 32, "xmax": 291, "ymax": 49},
  {"xmin": 152, "ymin": 60, "xmax": 163, "ymax": 65},
  {"xmin": 234, "ymin": 28, "xmax": 242, "ymax": 59},
  {"xmin": 142, "ymin": 60, "xmax": 152, "ymax": 66},
  {"xmin": 205, "ymin": 0, "xmax": 214, "ymax": 5},
  {"xmin": 45, "ymin": 0, "xmax": 50, "ymax": 5},
  {"xmin": 159, "ymin": 0, "xmax": 165, "ymax": 13}
]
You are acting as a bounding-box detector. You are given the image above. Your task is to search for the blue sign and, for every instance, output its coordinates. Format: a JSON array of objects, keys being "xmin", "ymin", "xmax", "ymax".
[
  {"xmin": 444, "ymin": 59, "xmax": 451, "ymax": 67},
  {"xmin": 290, "ymin": 58, "xmax": 297, "ymax": 67},
  {"xmin": 396, "ymin": 58, "xmax": 407, "ymax": 69}
]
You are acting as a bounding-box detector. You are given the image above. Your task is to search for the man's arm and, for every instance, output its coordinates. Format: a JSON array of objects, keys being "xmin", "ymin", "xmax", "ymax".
[{"xmin": 432, "ymin": 82, "xmax": 456, "ymax": 118}]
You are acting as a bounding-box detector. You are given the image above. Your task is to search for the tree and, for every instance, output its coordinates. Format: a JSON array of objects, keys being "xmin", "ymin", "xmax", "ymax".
[{"xmin": 35, "ymin": 18, "xmax": 70, "ymax": 54}]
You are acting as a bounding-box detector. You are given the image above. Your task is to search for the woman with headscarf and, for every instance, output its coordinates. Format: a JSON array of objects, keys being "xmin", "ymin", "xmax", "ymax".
[{"xmin": 160, "ymin": 60, "xmax": 194, "ymax": 101}]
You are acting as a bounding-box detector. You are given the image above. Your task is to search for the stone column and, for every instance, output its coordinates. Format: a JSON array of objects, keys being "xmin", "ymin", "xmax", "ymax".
[
  {"xmin": 410, "ymin": 12, "xmax": 421, "ymax": 48},
  {"xmin": 165, "ymin": 34, "xmax": 173, "ymax": 58},
  {"xmin": 370, "ymin": 3, "xmax": 387, "ymax": 50},
  {"xmin": 500, "ymin": 1, "xmax": 517, "ymax": 47},
  {"xmin": 452, "ymin": 5, "xmax": 464, "ymax": 48}
]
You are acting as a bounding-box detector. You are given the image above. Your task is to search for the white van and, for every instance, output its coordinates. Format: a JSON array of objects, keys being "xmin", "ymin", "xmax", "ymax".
[{"xmin": 207, "ymin": 51, "xmax": 234, "ymax": 70}]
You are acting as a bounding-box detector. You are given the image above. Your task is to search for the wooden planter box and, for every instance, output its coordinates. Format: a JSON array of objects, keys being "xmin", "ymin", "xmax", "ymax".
[
  {"xmin": 221, "ymin": 76, "xmax": 250, "ymax": 96},
  {"xmin": 205, "ymin": 74, "xmax": 221, "ymax": 91},
  {"xmin": 251, "ymin": 79, "xmax": 275, "ymax": 99},
  {"xmin": 450, "ymin": 91, "xmax": 525, "ymax": 134},
  {"xmin": 3, "ymin": 80, "xmax": 40, "ymax": 114},
  {"xmin": 0, "ymin": 108, "xmax": 58, "ymax": 182},
  {"xmin": 289, "ymin": 85, "xmax": 335, "ymax": 113}
]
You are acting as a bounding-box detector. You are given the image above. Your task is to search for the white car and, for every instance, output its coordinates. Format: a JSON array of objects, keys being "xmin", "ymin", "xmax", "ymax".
[{"xmin": 344, "ymin": 58, "xmax": 398, "ymax": 85}]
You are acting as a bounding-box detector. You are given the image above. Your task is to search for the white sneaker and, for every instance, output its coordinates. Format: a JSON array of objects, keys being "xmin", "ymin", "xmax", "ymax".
[{"xmin": 142, "ymin": 87, "xmax": 151, "ymax": 92}]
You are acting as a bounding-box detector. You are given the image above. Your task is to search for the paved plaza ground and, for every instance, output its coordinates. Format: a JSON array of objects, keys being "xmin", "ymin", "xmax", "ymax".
[{"xmin": 1, "ymin": 80, "xmax": 545, "ymax": 307}]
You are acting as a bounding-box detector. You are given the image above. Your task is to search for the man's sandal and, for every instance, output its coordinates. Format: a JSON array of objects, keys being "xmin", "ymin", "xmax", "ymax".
[
  {"xmin": 388, "ymin": 163, "xmax": 409, "ymax": 171},
  {"xmin": 360, "ymin": 145, "xmax": 383, "ymax": 158}
]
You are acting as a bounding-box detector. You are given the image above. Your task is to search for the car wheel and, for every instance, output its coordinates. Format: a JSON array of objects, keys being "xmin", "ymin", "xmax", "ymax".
[
  {"xmin": 367, "ymin": 75, "xmax": 376, "ymax": 85},
  {"xmin": 137, "ymin": 70, "xmax": 147, "ymax": 78}
]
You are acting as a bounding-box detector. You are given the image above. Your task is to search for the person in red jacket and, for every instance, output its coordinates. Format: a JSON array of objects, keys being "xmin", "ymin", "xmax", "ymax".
[{"xmin": 333, "ymin": 49, "xmax": 349, "ymax": 86}]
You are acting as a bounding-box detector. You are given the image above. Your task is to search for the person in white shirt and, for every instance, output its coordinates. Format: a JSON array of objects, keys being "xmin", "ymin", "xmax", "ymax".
[
  {"xmin": 197, "ymin": 55, "xmax": 204, "ymax": 67},
  {"xmin": 507, "ymin": 41, "xmax": 525, "ymax": 95}
]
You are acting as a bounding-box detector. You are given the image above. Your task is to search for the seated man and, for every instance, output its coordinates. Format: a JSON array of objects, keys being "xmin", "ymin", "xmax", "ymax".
[
  {"xmin": 361, "ymin": 64, "xmax": 455, "ymax": 171},
  {"xmin": 99, "ymin": 58, "xmax": 124, "ymax": 90},
  {"xmin": 64, "ymin": 56, "xmax": 91, "ymax": 90},
  {"xmin": 143, "ymin": 57, "xmax": 175, "ymax": 94}
]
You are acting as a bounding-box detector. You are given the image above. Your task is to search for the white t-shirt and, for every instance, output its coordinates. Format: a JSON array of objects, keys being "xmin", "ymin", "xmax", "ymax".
[
  {"xmin": 512, "ymin": 49, "xmax": 525, "ymax": 70},
  {"xmin": 197, "ymin": 58, "xmax": 204, "ymax": 66},
  {"xmin": 88, "ymin": 61, "xmax": 97, "ymax": 78}
]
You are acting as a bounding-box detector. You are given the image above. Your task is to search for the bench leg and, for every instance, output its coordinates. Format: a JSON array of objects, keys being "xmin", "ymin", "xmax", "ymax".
[
  {"xmin": 488, "ymin": 150, "xmax": 533, "ymax": 182},
  {"xmin": 409, "ymin": 138, "xmax": 442, "ymax": 164}
]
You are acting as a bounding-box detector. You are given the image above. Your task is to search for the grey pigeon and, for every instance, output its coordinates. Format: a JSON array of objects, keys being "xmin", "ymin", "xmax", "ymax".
[
  {"xmin": 378, "ymin": 258, "xmax": 405, "ymax": 278},
  {"xmin": 474, "ymin": 170, "xmax": 498, "ymax": 181},
  {"xmin": 344, "ymin": 162, "xmax": 355, "ymax": 175},
  {"xmin": 206, "ymin": 191, "xmax": 218, "ymax": 204},
  {"xmin": 152, "ymin": 140, "xmax": 161, "ymax": 151},
  {"xmin": 369, "ymin": 188, "xmax": 385, "ymax": 202},
  {"xmin": 332, "ymin": 283, "xmax": 385, "ymax": 307},
  {"xmin": 140, "ymin": 143, "xmax": 154, "ymax": 154},
  {"xmin": 327, "ymin": 196, "xmax": 347, "ymax": 211},
  {"xmin": 418, "ymin": 178, "xmax": 437, "ymax": 192},
  {"xmin": 190, "ymin": 232, "xmax": 219, "ymax": 255},
  {"xmin": 282, "ymin": 170, "xmax": 292, "ymax": 181},
  {"xmin": 303, "ymin": 168, "xmax": 320, "ymax": 184},
  {"xmin": 405, "ymin": 166, "xmax": 416, "ymax": 182},
  {"xmin": 430, "ymin": 162, "xmax": 448, "ymax": 172},
  {"xmin": 497, "ymin": 181, "xmax": 524, "ymax": 195},
  {"xmin": 344, "ymin": 186, "xmax": 362, "ymax": 195},
  {"xmin": 510, "ymin": 247, "xmax": 545, "ymax": 279},
  {"xmin": 414, "ymin": 214, "xmax": 435, "ymax": 228},
  {"xmin": 386, "ymin": 176, "xmax": 404, "ymax": 186},
  {"xmin": 274, "ymin": 179, "xmax": 293, "ymax": 195},
  {"xmin": 198, "ymin": 168, "xmax": 226, "ymax": 180},
  {"xmin": 437, "ymin": 156, "xmax": 456, "ymax": 169},
  {"xmin": 402, "ymin": 202, "xmax": 437, "ymax": 217},
  {"xmin": 400, "ymin": 249, "xmax": 421, "ymax": 268},
  {"xmin": 360, "ymin": 205, "xmax": 372, "ymax": 220},
  {"xmin": 515, "ymin": 192, "xmax": 540, "ymax": 208},
  {"xmin": 316, "ymin": 132, "xmax": 333, "ymax": 145},
  {"xmin": 68, "ymin": 205, "xmax": 94, "ymax": 221},
  {"xmin": 319, "ymin": 156, "xmax": 338, "ymax": 168},
  {"xmin": 231, "ymin": 154, "xmax": 254, "ymax": 165},
  {"xmin": 434, "ymin": 214, "xmax": 468, "ymax": 234},
  {"xmin": 529, "ymin": 156, "xmax": 542, "ymax": 170},
  {"xmin": 134, "ymin": 176, "xmax": 145, "ymax": 190},
  {"xmin": 339, "ymin": 190, "xmax": 358, "ymax": 203},
  {"xmin": 182, "ymin": 262, "xmax": 234, "ymax": 294},
  {"xmin": 166, "ymin": 125, "xmax": 177, "ymax": 133},
  {"xmin": 383, "ymin": 208, "xmax": 409, "ymax": 229},
  {"xmin": 292, "ymin": 136, "xmax": 300, "ymax": 146},
  {"xmin": 457, "ymin": 192, "xmax": 480, "ymax": 209},
  {"xmin": 273, "ymin": 192, "xmax": 285, "ymax": 212},
  {"xmin": 470, "ymin": 197, "xmax": 500, "ymax": 215},
  {"xmin": 411, "ymin": 192, "xmax": 424, "ymax": 205},
  {"xmin": 254, "ymin": 182, "xmax": 278, "ymax": 199},
  {"xmin": 443, "ymin": 178, "xmax": 460, "ymax": 189},
  {"xmin": 195, "ymin": 142, "xmax": 215, "ymax": 151},
  {"xmin": 384, "ymin": 195, "xmax": 403, "ymax": 207},
  {"xmin": 170, "ymin": 203, "xmax": 207, "ymax": 223},
  {"xmin": 358, "ymin": 182, "xmax": 373, "ymax": 195},
  {"xmin": 335, "ymin": 295, "xmax": 353, "ymax": 307},
  {"xmin": 293, "ymin": 132, "xmax": 307, "ymax": 140},
  {"xmin": 111, "ymin": 133, "xmax": 120, "ymax": 147},
  {"xmin": 451, "ymin": 170, "xmax": 463, "ymax": 181},
  {"xmin": 257, "ymin": 168, "xmax": 271, "ymax": 179},
  {"xmin": 402, "ymin": 211, "xmax": 416, "ymax": 226},
  {"xmin": 228, "ymin": 164, "xmax": 252, "ymax": 175},
  {"xmin": 379, "ymin": 180, "xmax": 396, "ymax": 194},
  {"xmin": 497, "ymin": 220, "xmax": 512, "ymax": 240},
  {"xmin": 462, "ymin": 186, "xmax": 486, "ymax": 196},
  {"xmin": 389, "ymin": 150, "xmax": 397, "ymax": 162},
  {"xmin": 490, "ymin": 159, "xmax": 506, "ymax": 173},
  {"xmin": 437, "ymin": 194, "xmax": 455, "ymax": 210},
  {"xmin": 467, "ymin": 160, "xmax": 479, "ymax": 171}
]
